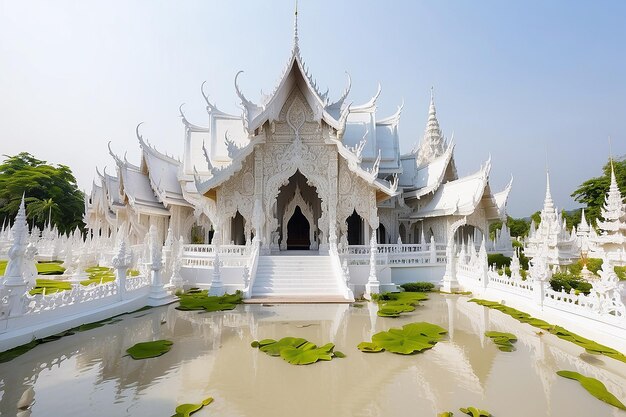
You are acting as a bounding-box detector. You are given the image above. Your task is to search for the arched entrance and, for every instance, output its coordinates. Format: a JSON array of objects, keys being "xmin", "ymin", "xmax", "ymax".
[
  {"xmin": 286, "ymin": 206, "xmax": 310, "ymax": 249},
  {"xmin": 275, "ymin": 171, "xmax": 321, "ymax": 251},
  {"xmin": 231, "ymin": 211, "xmax": 246, "ymax": 245},
  {"xmin": 346, "ymin": 210, "xmax": 364, "ymax": 245}
]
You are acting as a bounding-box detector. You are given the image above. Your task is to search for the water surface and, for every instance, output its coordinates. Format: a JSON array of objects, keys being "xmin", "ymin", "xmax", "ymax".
[{"xmin": 1, "ymin": 294, "xmax": 626, "ymax": 417}]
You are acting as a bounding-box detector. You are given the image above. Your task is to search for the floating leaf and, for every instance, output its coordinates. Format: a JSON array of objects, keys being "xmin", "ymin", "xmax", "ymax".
[
  {"xmin": 438, "ymin": 413, "xmax": 454, "ymax": 417},
  {"xmin": 334, "ymin": 351, "xmax": 346, "ymax": 358},
  {"xmin": 252, "ymin": 337, "xmax": 343, "ymax": 365},
  {"xmin": 177, "ymin": 290, "xmax": 242, "ymax": 312},
  {"xmin": 0, "ymin": 339, "xmax": 39, "ymax": 363},
  {"xmin": 258, "ymin": 337, "xmax": 308, "ymax": 356},
  {"xmin": 280, "ymin": 342, "xmax": 335, "ymax": 365},
  {"xmin": 126, "ymin": 340, "xmax": 173, "ymax": 359},
  {"xmin": 357, "ymin": 342, "xmax": 384, "ymax": 353},
  {"xmin": 359, "ymin": 322, "xmax": 447, "ymax": 355},
  {"xmin": 556, "ymin": 370, "xmax": 626, "ymax": 410},
  {"xmin": 459, "ymin": 406, "xmax": 491, "ymax": 416},
  {"xmin": 485, "ymin": 331, "xmax": 517, "ymax": 352},
  {"xmin": 469, "ymin": 299, "xmax": 626, "ymax": 363},
  {"xmin": 172, "ymin": 397, "xmax": 214, "ymax": 417},
  {"xmin": 376, "ymin": 292, "xmax": 429, "ymax": 317}
]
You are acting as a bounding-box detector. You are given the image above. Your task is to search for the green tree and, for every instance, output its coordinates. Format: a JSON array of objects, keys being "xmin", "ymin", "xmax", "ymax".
[
  {"xmin": 0, "ymin": 152, "xmax": 85, "ymax": 234},
  {"xmin": 572, "ymin": 157, "xmax": 626, "ymax": 226}
]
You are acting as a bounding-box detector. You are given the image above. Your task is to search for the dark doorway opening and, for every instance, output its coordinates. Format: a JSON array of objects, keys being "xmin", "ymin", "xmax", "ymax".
[
  {"xmin": 346, "ymin": 210, "xmax": 363, "ymax": 245},
  {"xmin": 287, "ymin": 206, "xmax": 310, "ymax": 249}
]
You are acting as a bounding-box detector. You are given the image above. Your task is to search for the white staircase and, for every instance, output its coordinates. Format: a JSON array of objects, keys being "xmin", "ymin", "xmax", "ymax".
[{"xmin": 250, "ymin": 253, "xmax": 349, "ymax": 301}]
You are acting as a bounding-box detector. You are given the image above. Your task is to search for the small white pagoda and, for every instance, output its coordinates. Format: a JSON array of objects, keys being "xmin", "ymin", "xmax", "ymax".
[
  {"xmin": 589, "ymin": 162, "xmax": 626, "ymax": 266},
  {"xmin": 524, "ymin": 172, "xmax": 579, "ymax": 268}
]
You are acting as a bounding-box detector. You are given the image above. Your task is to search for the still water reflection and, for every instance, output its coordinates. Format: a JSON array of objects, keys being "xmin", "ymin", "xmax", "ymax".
[{"xmin": 1, "ymin": 294, "xmax": 626, "ymax": 417}]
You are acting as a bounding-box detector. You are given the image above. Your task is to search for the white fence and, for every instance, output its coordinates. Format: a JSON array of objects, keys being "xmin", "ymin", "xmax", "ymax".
[
  {"xmin": 452, "ymin": 247, "xmax": 626, "ymax": 344},
  {"xmin": 343, "ymin": 243, "xmax": 447, "ymax": 267}
]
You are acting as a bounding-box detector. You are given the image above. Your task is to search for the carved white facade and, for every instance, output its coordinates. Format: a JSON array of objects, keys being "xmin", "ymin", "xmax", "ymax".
[{"xmin": 85, "ymin": 12, "xmax": 511, "ymax": 292}]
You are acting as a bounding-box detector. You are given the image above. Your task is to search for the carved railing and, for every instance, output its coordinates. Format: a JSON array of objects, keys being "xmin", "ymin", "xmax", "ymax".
[
  {"xmin": 23, "ymin": 281, "xmax": 119, "ymax": 315},
  {"xmin": 329, "ymin": 242, "xmax": 353, "ymax": 300},
  {"xmin": 243, "ymin": 241, "xmax": 260, "ymax": 298},
  {"xmin": 181, "ymin": 244, "xmax": 251, "ymax": 268},
  {"xmin": 345, "ymin": 244, "xmax": 446, "ymax": 266},
  {"xmin": 487, "ymin": 269, "xmax": 533, "ymax": 297}
]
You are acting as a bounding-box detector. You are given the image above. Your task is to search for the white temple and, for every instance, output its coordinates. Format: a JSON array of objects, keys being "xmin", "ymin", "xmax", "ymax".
[{"xmin": 84, "ymin": 11, "xmax": 511, "ymax": 296}]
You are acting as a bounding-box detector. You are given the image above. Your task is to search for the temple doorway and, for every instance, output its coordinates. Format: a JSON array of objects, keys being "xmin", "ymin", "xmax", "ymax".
[
  {"xmin": 346, "ymin": 210, "xmax": 364, "ymax": 245},
  {"xmin": 275, "ymin": 170, "xmax": 321, "ymax": 251},
  {"xmin": 286, "ymin": 206, "xmax": 310, "ymax": 249}
]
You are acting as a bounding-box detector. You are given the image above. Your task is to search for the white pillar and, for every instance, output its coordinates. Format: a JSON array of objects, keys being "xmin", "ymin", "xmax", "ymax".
[
  {"xmin": 209, "ymin": 230, "xmax": 225, "ymax": 296},
  {"xmin": 365, "ymin": 229, "xmax": 380, "ymax": 299},
  {"xmin": 147, "ymin": 225, "xmax": 172, "ymax": 305}
]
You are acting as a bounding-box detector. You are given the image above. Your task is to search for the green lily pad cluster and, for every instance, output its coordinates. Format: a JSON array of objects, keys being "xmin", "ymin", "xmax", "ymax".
[
  {"xmin": 172, "ymin": 397, "xmax": 213, "ymax": 417},
  {"xmin": 251, "ymin": 337, "xmax": 345, "ymax": 365},
  {"xmin": 438, "ymin": 407, "xmax": 491, "ymax": 417},
  {"xmin": 29, "ymin": 266, "xmax": 140, "ymax": 295},
  {"xmin": 376, "ymin": 292, "xmax": 429, "ymax": 317},
  {"xmin": 358, "ymin": 322, "xmax": 447, "ymax": 355},
  {"xmin": 126, "ymin": 340, "xmax": 174, "ymax": 359},
  {"xmin": 485, "ymin": 331, "xmax": 517, "ymax": 352},
  {"xmin": 469, "ymin": 299, "xmax": 626, "ymax": 363},
  {"xmin": 177, "ymin": 290, "xmax": 242, "ymax": 312},
  {"xmin": 557, "ymin": 370, "xmax": 626, "ymax": 410}
]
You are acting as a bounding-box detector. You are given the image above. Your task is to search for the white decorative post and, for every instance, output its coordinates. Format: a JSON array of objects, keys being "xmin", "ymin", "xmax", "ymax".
[
  {"xmin": 163, "ymin": 226, "xmax": 173, "ymax": 279},
  {"xmin": 209, "ymin": 230, "xmax": 225, "ymax": 296},
  {"xmin": 3, "ymin": 196, "xmax": 31, "ymax": 317},
  {"xmin": 147, "ymin": 225, "xmax": 171, "ymax": 305},
  {"xmin": 365, "ymin": 229, "xmax": 380, "ymax": 299},
  {"xmin": 429, "ymin": 235, "xmax": 437, "ymax": 264},
  {"xmin": 166, "ymin": 236, "xmax": 185, "ymax": 292},
  {"xmin": 112, "ymin": 239, "xmax": 132, "ymax": 301},
  {"xmin": 441, "ymin": 218, "xmax": 466, "ymax": 292},
  {"xmin": 529, "ymin": 246, "xmax": 550, "ymax": 308}
]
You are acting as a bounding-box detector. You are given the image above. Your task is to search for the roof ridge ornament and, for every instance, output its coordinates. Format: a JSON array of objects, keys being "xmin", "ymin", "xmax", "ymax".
[
  {"xmin": 293, "ymin": 0, "xmax": 299, "ymax": 55},
  {"xmin": 107, "ymin": 141, "xmax": 124, "ymax": 167}
]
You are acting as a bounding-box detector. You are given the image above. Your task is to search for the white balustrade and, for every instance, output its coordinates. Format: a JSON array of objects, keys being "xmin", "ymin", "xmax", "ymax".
[{"xmin": 344, "ymin": 243, "xmax": 446, "ymax": 266}]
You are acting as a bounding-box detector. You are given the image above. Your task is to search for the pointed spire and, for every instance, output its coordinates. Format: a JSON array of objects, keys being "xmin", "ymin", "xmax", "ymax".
[
  {"xmin": 415, "ymin": 87, "xmax": 445, "ymax": 166},
  {"xmin": 543, "ymin": 171, "xmax": 555, "ymax": 213},
  {"xmin": 293, "ymin": 0, "xmax": 299, "ymax": 54},
  {"xmin": 578, "ymin": 208, "xmax": 589, "ymax": 233}
]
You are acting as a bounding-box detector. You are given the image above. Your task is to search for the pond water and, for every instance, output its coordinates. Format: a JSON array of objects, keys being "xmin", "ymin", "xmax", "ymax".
[{"xmin": 1, "ymin": 294, "xmax": 626, "ymax": 417}]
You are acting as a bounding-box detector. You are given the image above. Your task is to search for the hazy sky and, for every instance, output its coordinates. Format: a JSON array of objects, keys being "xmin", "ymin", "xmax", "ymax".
[{"xmin": 0, "ymin": 0, "xmax": 624, "ymax": 217}]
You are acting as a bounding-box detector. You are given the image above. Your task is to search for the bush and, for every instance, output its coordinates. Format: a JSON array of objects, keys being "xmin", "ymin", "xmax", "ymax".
[
  {"xmin": 488, "ymin": 254, "xmax": 512, "ymax": 268},
  {"xmin": 549, "ymin": 273, "xmax": 592, "ymax": 295},
  {"xmin": 616, "ymin": 266, "xmax": 626, "ymax": 281},
  {"xmin": 400, "ymin": 282, "xmax": 435, "ymax": 292}
]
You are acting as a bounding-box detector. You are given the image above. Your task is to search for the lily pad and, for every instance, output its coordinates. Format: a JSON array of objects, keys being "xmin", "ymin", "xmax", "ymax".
[
  {"xmin": 469, "ymin": 298, "xmax": 626, "ymax": 363},
  {"xmin": 172, "ymin": 397, "xmax": 214, "ymax": 417},
  {"xmin": 359, "ymin": 322, "xmax": 447, "ymax": 355},
  {"xmin": 459, "ymin": 406, "xmax": 491, "ymax": 417},
  {"xmin": 376, "ymin": 292, "xmax": 429, "ymax": 317},
  {"xmin": 252, "ymin": 337, "xmax": 343, "ymax": 365},
  {"xmin": 280, "ymin": 342, "xmax": 335, "ymax": 365},
  {"xmin": 556, "ymin": 370, "xmax": 626, "ymax": 410},
  {"xmin": 485, "ymin": 331, "xmax": 517, "ymax": 352},
  {"xmin": 357, "ymin": 342, "xmax": 384, "ymax": 353},
  {"xmin": 126, "ymin": 340, "xmax": 173, "ymax": 359},
  {"xmin": 177, "ymin": 290, "xmax": 242, "ymax": 312}
]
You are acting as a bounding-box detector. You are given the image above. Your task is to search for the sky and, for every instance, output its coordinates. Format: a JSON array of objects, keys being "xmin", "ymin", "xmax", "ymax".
[{"xmin": 0, "ymin": 0, "xmax": 624, "ymax": 217}]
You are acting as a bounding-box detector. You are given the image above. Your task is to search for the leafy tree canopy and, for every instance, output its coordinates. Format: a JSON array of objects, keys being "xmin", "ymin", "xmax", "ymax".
[
  {"xmin": 0, "ymin": 152, "xmax": 84, "ymax": 234},
  {"xmin": 572, "ymin": 157, "xmax": 626, "ymax": 225}
]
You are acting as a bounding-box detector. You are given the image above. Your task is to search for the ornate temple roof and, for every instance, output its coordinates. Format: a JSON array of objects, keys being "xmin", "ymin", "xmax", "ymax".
[
  {"xmin": 136, "ymin": 125, "xmax": 189, "ymax": 207},
  {"xmin": 411, "ymin": 157, "xmax": 502, "ymax": 219}
]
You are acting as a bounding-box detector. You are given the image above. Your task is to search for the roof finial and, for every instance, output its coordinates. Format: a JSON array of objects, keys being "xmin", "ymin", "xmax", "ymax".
[
  {"xmin": 293, "ymin": 0, "xmax": 299, "ymax": 52},
  {"xmin": 609, "ymin": 135, "xmax": 614, "ymax": 173}
]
